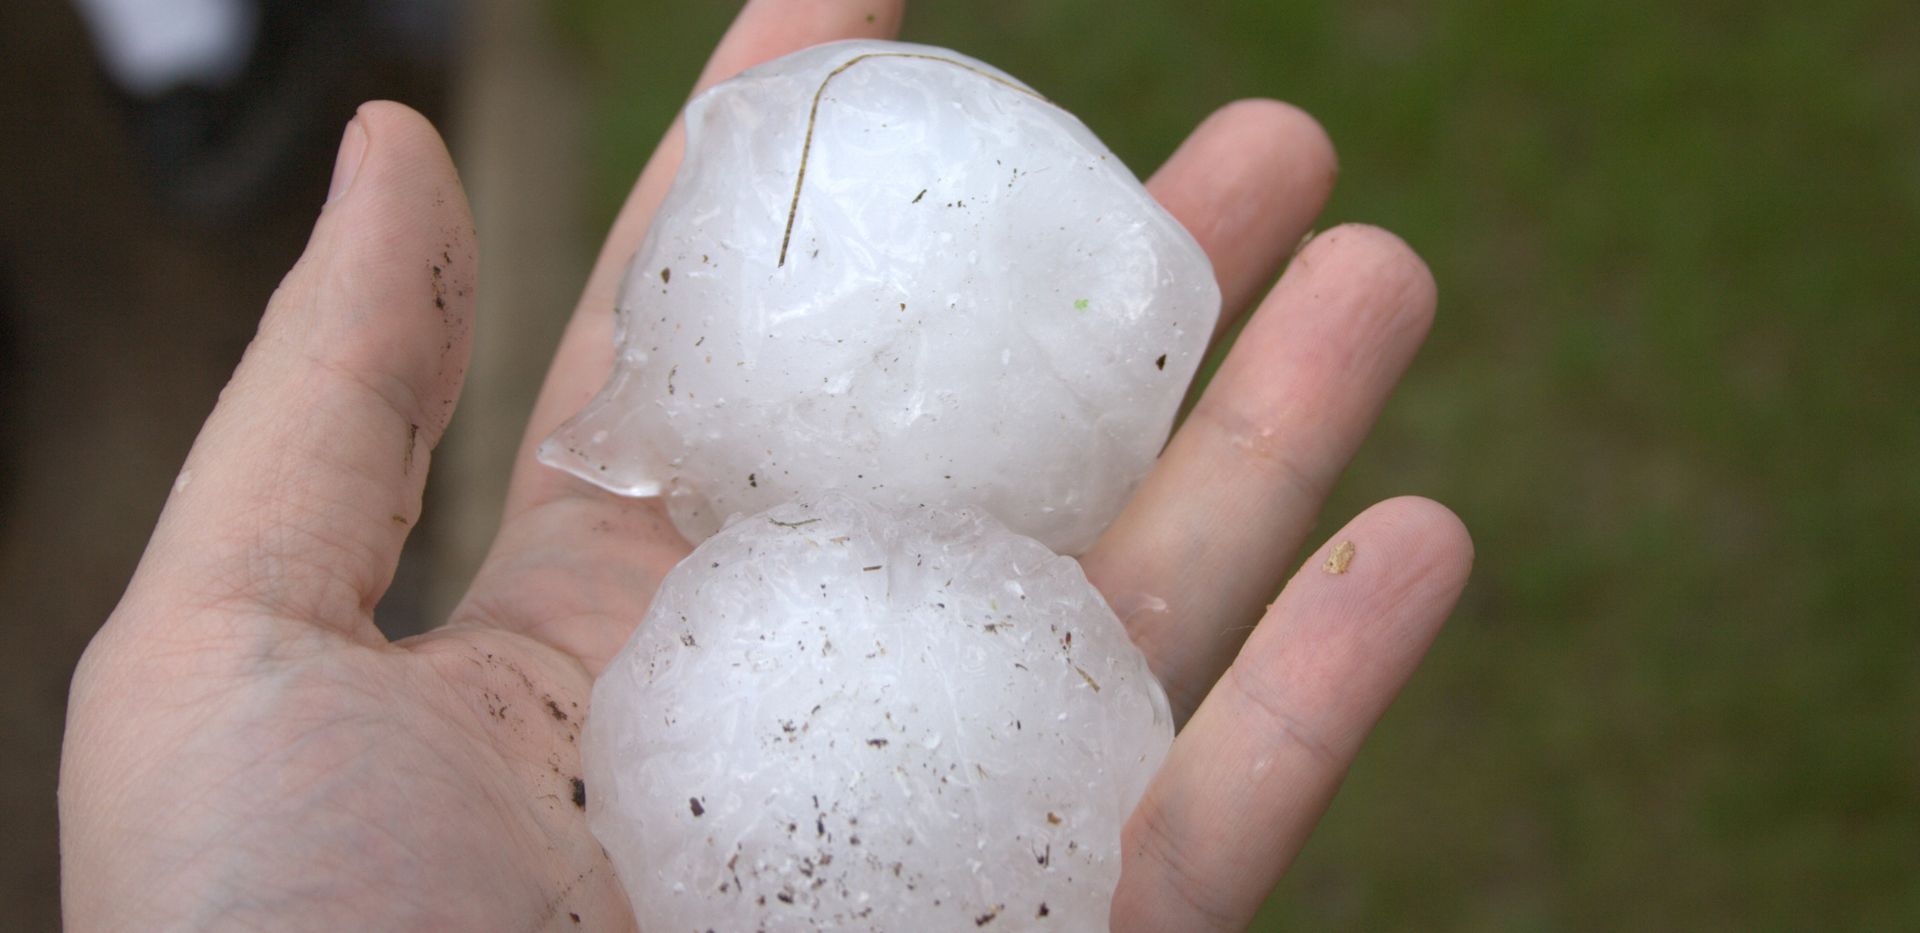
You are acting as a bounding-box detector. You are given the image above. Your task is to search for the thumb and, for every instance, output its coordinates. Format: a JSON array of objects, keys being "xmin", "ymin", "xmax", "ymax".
[{"xmin": 122, "ymin": 101, "xmax": 475, "ymax": 644}]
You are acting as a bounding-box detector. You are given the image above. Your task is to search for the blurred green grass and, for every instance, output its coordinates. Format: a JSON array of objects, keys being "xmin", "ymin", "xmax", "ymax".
[{"xmin": 552, "ymin": 1, "xmax": 1920, "ymax": 928}]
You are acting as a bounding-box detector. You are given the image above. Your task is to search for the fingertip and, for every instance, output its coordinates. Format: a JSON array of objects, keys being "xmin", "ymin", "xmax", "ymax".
[
  {"xmin": 700, "ymin": 0, "xmax": 907, "ymax": 91},
  {"xmin": 353, "ymin": 98, "xmax": 432, "ymax": 127},
  {"xmin": 1217, "ymin": 97, "xmax": 1338, "ymax": 193},
  {"xmin": 1305, "ymin": 496, "xmax": 1473, "ymax": 640},
  {"xmin": 858, "ymin": 0, "xmax": 906, "ymax": 36},
  {"xmin": 1299, "ymin": 223, "xmax": 1438, "ymax": 333},
  {"xmin": 1179, "ymin": 97, "xmax": 1336, "ymax": 185},
  {"xmin": 347, "ymin": 100, "xmax": 432, "ymax": 143},
  {"xmin": 342, "ymin": 100, "xmax": 471, "ymax": 224},
  {"xmin": 1350, "ymin": 495, "xmax": 1474, "ymax": 591},
  {"xmin": 1381, "ymin": 493, "xmax": 1474, "ymax": 563},
  {"xmin": 323, "ymin": 101, "xmax": 459, "ymax": 208}
]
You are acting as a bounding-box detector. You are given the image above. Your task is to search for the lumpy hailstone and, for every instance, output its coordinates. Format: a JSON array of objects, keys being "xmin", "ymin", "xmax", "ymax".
[
  {"xmin": 585, "ymin": 496, "xmax": 1173, "ymax": 931},
  {"xmin": 539, "ymin": 40, "xmax": 1219, "ymax": 554}
]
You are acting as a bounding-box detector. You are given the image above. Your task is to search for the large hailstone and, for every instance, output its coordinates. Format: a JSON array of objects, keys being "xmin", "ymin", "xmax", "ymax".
[
  {"xmin": 539, "ymin": 40, "xmax": 1219, "ymax": 554},
  {"xmin": 585, "ymin": 496, "xmax": 1173, "ymax": 931}
]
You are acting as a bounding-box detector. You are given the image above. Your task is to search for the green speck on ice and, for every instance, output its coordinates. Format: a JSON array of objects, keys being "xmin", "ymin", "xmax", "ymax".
[{"xmin": 1073, "ymin": 298, "xmax": 1089, "ymax": 312}]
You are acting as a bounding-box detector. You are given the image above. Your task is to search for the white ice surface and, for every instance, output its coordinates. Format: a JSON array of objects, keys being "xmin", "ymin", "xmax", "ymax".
[
  {"xmin": 584, "ymin": 496, "xmax": 1173, "ymax": 931},
  {"xmin": 540, "ymin": 40, "xmax": 1219, "ymax": 554}
]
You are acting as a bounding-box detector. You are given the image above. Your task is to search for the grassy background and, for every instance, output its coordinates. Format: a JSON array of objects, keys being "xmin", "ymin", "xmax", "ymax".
[{"xmin": 553, "ymin": 2, "xmax": 1920, "ymax": 928}]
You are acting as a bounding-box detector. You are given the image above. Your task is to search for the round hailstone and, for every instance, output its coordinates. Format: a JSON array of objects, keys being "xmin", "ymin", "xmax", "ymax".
[
  {"xmin": 585, "ymin": 496, "xmax": 1173, "ymax": 931},
  {"xmin": 539, "ymin": 39, "xmax": 1220, "ymax": 554}
]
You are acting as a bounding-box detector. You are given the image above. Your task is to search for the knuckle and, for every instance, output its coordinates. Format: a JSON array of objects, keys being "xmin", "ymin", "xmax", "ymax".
[
  {"xmin": 1187, "ymin": 396, "xmax": 1329, "ymax": 500},
  {"xmin": 1224, "ymin": 660, "xmax": 1344, "ymax": 770},
  {"xmin": 1126, "ymin": 794, "xmax": 1243, "ymax": 931}
]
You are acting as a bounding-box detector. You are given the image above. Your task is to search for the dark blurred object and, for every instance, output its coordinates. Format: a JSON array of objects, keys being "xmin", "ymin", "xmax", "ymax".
[
  {"xmin": 86, "ymin": 0, "xmax": 369, "ymax": 224},
  {"xmin": 72, "ymin": 0, "xmax": 462, "ymax": 226},
  {"xmin": 0, "ymin": 254, "xmax": 15, "ymax": 512}
]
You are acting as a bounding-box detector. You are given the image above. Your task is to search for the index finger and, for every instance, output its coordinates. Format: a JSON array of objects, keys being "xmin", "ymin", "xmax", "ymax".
[
  {"xmin": 504, "ymin": 0, "xmax": 906, "ymax": 521},
  {"xmin": 451, "ymin": 2, "xmax": 906, "ymax": 668}
]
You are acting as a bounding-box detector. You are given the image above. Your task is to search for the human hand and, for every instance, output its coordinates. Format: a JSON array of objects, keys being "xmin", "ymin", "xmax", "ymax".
[{"xmin": 59, "ymin": 2, "xmax": 1471, "ymax": 930}]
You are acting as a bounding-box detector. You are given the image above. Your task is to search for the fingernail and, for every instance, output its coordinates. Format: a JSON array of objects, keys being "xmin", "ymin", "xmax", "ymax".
[{"xmin": 327, "ymin": 115, "xmax": 368, "ymax": 205}]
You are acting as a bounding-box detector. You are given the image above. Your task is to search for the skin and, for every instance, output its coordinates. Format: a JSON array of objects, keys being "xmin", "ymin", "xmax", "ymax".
[{"xmin": 58, "ymin": 1, "xmax": 1472, "ymax": 930}]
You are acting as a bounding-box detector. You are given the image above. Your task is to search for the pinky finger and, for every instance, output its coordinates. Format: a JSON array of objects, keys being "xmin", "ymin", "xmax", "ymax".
[{"xmin": 1112, "ymin": 497, "xmax": 1473, "ymax": 932}]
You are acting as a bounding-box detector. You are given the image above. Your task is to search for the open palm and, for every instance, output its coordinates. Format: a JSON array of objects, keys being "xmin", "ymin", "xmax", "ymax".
[{"xmin": 59, "ymin": 3, "xmax": 1470, "ymax": 930}]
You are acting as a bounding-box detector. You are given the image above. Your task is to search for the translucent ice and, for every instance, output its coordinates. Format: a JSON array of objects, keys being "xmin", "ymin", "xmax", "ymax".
[
  {"xmin": 584, "ymin": 496, "xmax": 1173, "ymax": 931},
  {"xmin": 539, "ymin": 40, "xmax": 1219, "ymax": 553}
]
